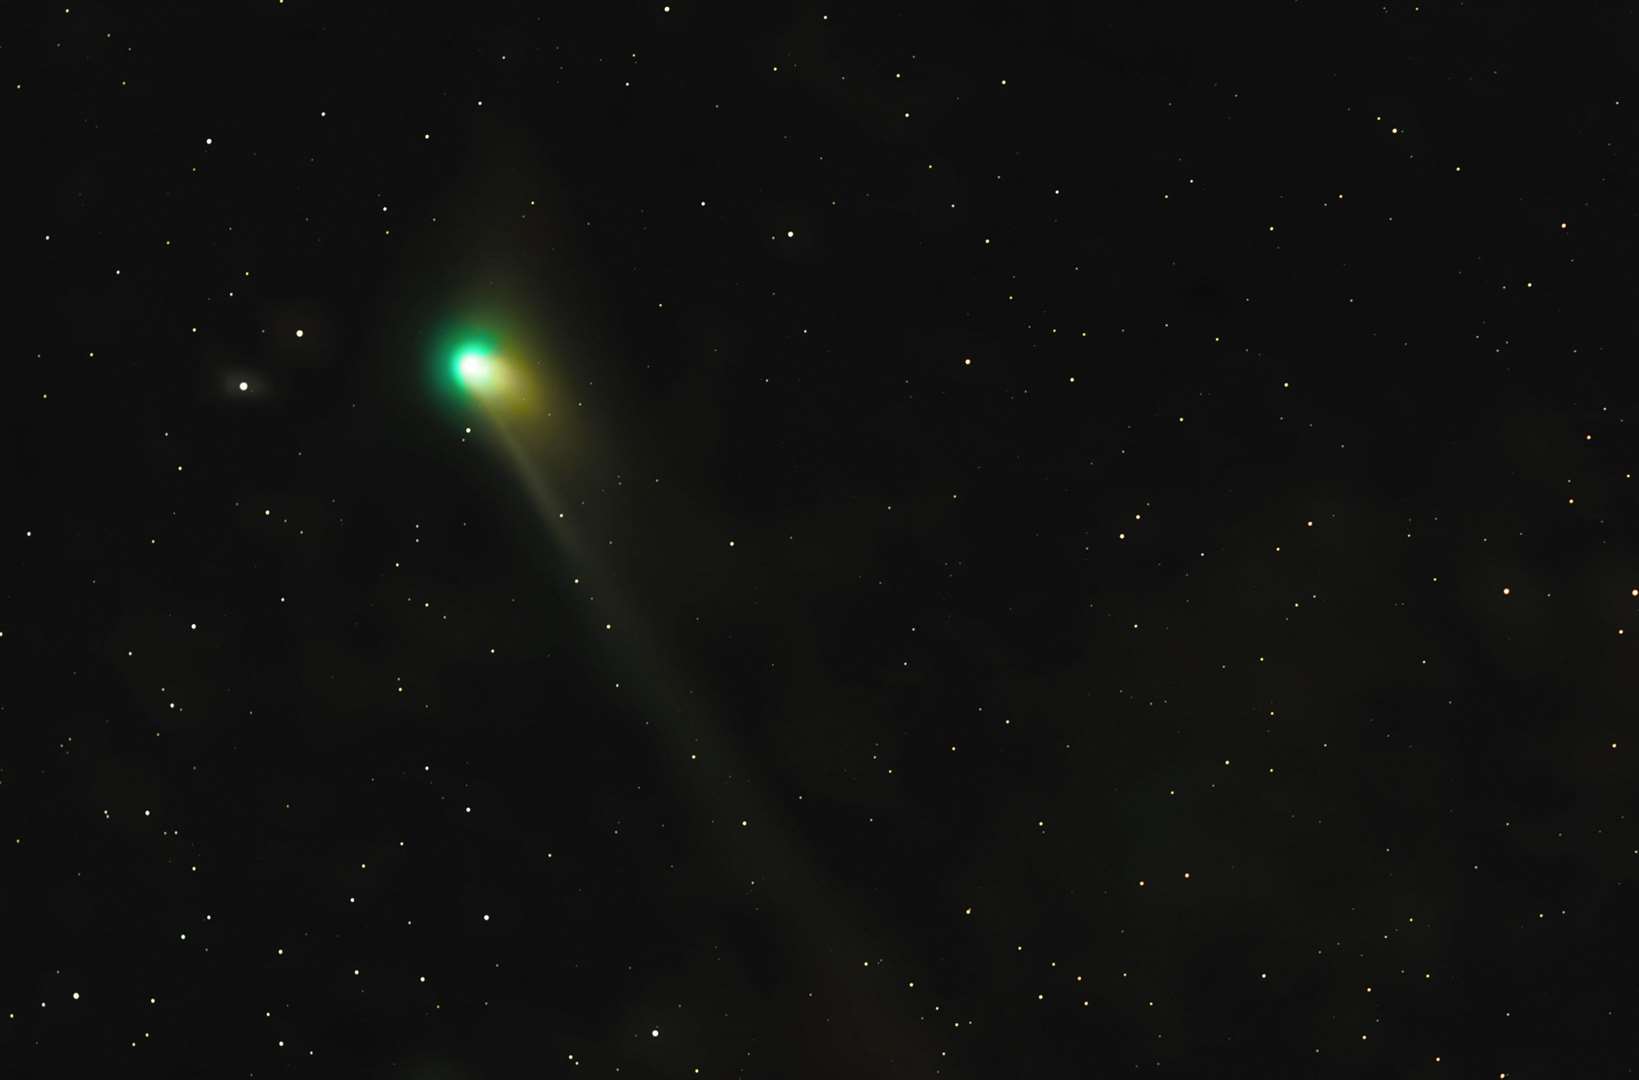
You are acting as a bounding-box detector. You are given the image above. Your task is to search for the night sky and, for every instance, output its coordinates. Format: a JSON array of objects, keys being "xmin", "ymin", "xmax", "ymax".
[{"xmin": 13, "ymin": 3, "xmax": 1639, "ymax": 1077}]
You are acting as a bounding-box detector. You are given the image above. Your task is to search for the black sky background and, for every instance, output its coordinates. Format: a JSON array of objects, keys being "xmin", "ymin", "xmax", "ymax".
[{"xmin": 10, "ymin": 2, "xmax": 1639, "ymax": 1077}]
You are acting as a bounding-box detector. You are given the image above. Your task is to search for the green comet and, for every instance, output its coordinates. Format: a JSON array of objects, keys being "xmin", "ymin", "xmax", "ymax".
[{"xmin": 428, "ymin": 322, "xmax": 546, "ymax": 421}]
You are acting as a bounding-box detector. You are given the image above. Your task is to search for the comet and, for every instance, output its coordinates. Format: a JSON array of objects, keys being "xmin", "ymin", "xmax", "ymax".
[{"xmin": 431, "ymin": 316, "xmax": 943, "ymax": 1073}]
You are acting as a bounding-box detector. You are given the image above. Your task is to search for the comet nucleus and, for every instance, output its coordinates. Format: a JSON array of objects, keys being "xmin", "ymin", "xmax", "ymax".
[{"xmin": 454, "ymin": 345, "xmax": 496, "ymax": 390}]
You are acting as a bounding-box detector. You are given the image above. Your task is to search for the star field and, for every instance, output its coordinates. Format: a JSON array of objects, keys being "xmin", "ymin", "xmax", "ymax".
[{"xmin": 10, "ymin": 3, "xmax": 1639, "ymax": 1077}]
